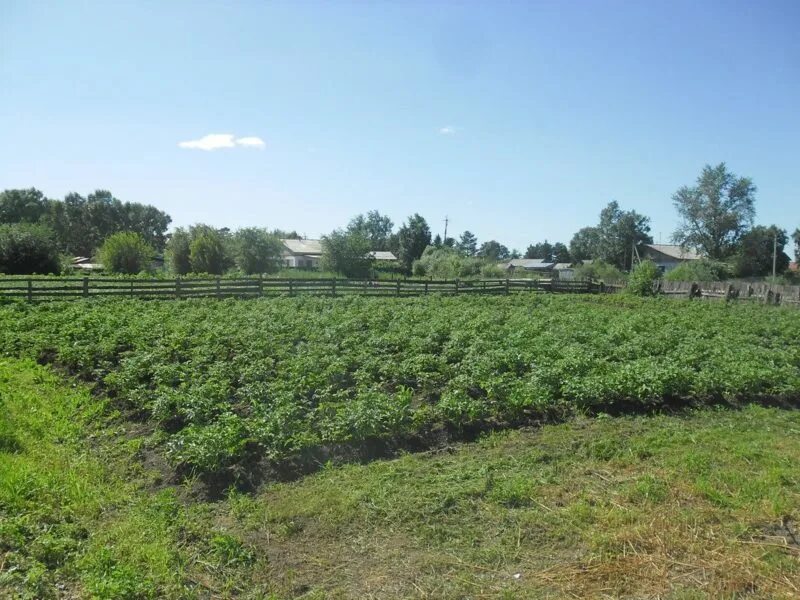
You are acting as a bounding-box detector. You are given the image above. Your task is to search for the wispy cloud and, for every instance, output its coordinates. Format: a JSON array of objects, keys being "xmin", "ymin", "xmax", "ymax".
[
  {"xmin": 178, "ymin": 133, "xmax": 265, "ymax": 151},
  {"xmin": 438, "ymin": 126, "xmax": 457, "ymax": 135}
]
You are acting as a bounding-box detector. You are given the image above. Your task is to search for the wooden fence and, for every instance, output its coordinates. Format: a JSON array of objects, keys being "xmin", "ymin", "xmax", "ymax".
[
  {"xmin": 656, "ymin": 280, "xmax": 800, "ymax": 307},
  {"xmin": 0, "ymin": 276, "xmax": 603, "ymax": 302}
]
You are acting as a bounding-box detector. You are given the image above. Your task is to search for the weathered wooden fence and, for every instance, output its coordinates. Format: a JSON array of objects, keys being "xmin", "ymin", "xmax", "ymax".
[
  {"xmin": 0, "ymin": 276, "xmax": 603, "ymax": 302},
  {"xmin": 656, "ymin": 280, "xmax": 800, "ymax": 307}
]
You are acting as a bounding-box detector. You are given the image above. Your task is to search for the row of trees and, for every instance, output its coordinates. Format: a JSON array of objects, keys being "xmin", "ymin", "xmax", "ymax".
[{"xmin": 0, "ymin": 188, "xmax": 171, "ymax": 255}]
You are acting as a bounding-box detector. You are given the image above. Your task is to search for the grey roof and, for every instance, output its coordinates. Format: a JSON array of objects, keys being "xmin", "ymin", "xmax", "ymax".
[
  {"xmin": 281, "ymin": 238, "xmax": 323, "ymax": 256},
  {"xmin": 553, "ymin": 263, "xmax": 573, "ymax": 270},
  {"xmin": 504, "ymin": 258, "xmax": 555, "ymax": 269},
  {"xmin": 644, "ymin": 244, "xmax": 701, "ymax": 261},
  {"xmin": 369, "ymin": 251, "xmax": 398, "ymax": 261}
]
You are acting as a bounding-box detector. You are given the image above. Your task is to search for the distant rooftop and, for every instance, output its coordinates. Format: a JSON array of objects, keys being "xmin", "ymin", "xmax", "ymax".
[
  {"xmin": 281, "ymin": 238, "xmax": 323, "ymax": 256},
  {"xmin": 504, "ymin": 258, "xmax": 555, "ymax": 269},
  {"xmin": 644, "ymin": 244, "xmax": 701, "ymax": 261},
  {"xmin": 369, "ymin": 250, "xmax": 398, "ymax": 261}
]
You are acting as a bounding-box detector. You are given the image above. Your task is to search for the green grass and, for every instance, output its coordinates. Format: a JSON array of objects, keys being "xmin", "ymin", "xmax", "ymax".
[{"xmin": 2, "ymin": 358, "xmax": 800, "ymax": 598}]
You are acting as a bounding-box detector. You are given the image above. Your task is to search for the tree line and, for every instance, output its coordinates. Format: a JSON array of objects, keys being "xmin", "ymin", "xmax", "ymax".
[{"xmin": 1, "ymin": 162, "xmax": 799, "ymax": 279}]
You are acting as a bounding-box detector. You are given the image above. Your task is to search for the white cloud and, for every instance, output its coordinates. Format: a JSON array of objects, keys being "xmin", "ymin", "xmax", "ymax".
[
  {"xmin": 234, "ymin": 136, "xmax": 265, "ymax": 148},
  {"xmin": 438, "ymin": 126, "xmax": 457, "ymax": 135},
  {"xmin": 178, "ymin": 133, "xmax": 265, "ymax": 151}
]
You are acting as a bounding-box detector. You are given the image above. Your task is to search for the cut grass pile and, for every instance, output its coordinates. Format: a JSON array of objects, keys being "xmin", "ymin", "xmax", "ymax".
[
  {"xmin": 2, "ymin": 358, "xmax": 799, "ymax": 598},
  {"xmin": 0, "ymin": 294, "xmax": 798, "ymax": 480}
]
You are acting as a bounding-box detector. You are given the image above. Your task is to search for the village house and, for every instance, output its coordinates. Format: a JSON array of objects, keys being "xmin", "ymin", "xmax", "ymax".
[
  {"xmin": 641, "ymin": 244, "xmax": 701, "ymax": 273},
  {"xmin": 280, "ymin": 239, "xmax": 398, "ymax": 268}
]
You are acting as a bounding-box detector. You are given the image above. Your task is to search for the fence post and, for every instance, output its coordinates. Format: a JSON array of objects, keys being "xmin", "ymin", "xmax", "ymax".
[
  {"xmin": 175, "ymin": 278, "xmax": 181, "ymax": 299},
  {"xmin": 332, "ymin": 278, "xmax": 337, "ymax": 297},
  {"xmin": 505, "ymin": 278, "xmax": 510, "ymax": 295},
  {"xmin": 82, "ymin": 277, "xmax": 89, "ymax": 298},
  {"xmin": 455, "ymin": 279, "xmax": 459, "ymax": 295},
  {"xmin": 396, "ymin": 280, "xmax": 401, "ymax": 297},
  {"xmin": 289, "ymin": 280, "xmax": 293, "ymax": 297},
  {"xmin": 27, "ymin": 279, "xmax": 33, "ymax": 302},
  {"xmin": 258, "ymin": 274, "xmax": 263, "ymax": 297},
  {"xmin": 216, "ymin": 277, "xmax": 221, "ymax": 299},
  {"xmin": 424, "ymin": 281, "xmax": 428, "ymax": 295},
  {"xmin": 130, "ymin": 280, "xmax": 134, "ymax": 298}
]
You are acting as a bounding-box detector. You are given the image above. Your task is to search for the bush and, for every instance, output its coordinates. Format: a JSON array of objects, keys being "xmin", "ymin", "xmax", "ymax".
[
  {"xmin": 574, "ymin": 260, "xmax": 626, "ymax": 282},
  {"xmin": 664, "ymin": 259, "xmax": 733, "ymax": 282},
  {"xmin": 626, "ymin": 260, "xmax": 660, "ymax": 296},
  {"xmin": 189, "ymin": 230, "xmax": 228, "ymax": 275},
  {"xmin": 0, "ymin": 223, "xmax": 60, "ymax": 275},
  {"xmin": 98, "ymin": 232, "xmax": 154, "ymax": 275},
  {"xmin": 412, "ymin": 246, "xmax": 496, "ymax": 279},
  {"xmin": 320, "ymin": 230, "xmax": 372, "ymax": 278},
  {"xmin": 233, "ymin": 228, "xmax": 282, "ymax": 275},
  {"xmin": 166, "ymin": 228, "xmax": 192, "ymax": 275}
]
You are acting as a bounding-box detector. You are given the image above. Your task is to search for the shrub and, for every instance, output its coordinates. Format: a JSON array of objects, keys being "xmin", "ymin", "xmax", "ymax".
[
  {"xmin": 98, "ymin": 232, "xmax": 154, "ymax": 275},
  {"xmin": 320, "ymin": 230, "xmax": 371, "ymax": 278},
  {"xmin": 664, "ymin": 259, "xmax": 733, "ymax": 282},
  {"xmin": 574, "ymin": 260, "xmax": 626, "ymax": 282},
  {"xmin": 166, "ymin": 228, "xmax": 191, "ymax": 275},
  {"xmin": 412, "ymin": 246, "xmax": 497, "ymax": 279},
  {"xmin": 233, "ymin": 228, "xmax": 282, "ymax": 275},
  {"xmin": 626, "ymin": 260, "xmax": 660, "ymax": 296},
  {"xmin": 189, "ymin": 230, "xmax": 228, "ymax": 275},
  {"xmin": 0, "ymin": 223, "xmax": 60, "ymax": 275}
]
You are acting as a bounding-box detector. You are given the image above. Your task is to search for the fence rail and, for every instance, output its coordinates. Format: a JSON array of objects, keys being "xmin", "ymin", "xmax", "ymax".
[
  {"xmin": 656, "ymin": 280, "xmax": 800, "ymax": 307},
  {"xmin": 0, "ymin": 276, "xmax": 604, "ymax": 302}
]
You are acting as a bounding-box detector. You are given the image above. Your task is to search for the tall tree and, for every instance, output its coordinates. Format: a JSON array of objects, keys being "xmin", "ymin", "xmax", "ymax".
[
  {"xmin": 0, "ymin": 188, "xmax": 50, "ymax": 224},
  {"xmin": 321, "ymin": 229, "xmax": 372, "ymax": 278},
  {"xmin": 346, "ymin": 210, "xmax": 394, "ymax": 250},
  {"xmin": 0, "ymin": 223, "xmax": 61, "ymax": 275},
  {"xmin": 793, "ymin": 228, "xmax": 800, "ymax": 262},
  {"xmin": 525, "ymin": 240, "xmax": 553, "ymax": 259},
  {"xmin": 569, "ymin": 227, "xmax": 599, "ymax": 261},
  {"xmin": 189, "ymin": 228, "xmax": 228, "ymax": 275},
  {"xmin": 672, "ymin": 163, "xmax": 756, "ymax": 260},
  {"xmin": 457, "ymin": 230, "xmax": 478, "ymax": 256},
  {"xmin": 568, "ymin": 202, "xmax": 651, "ymax": 269},
  {"xmin": 397, "ymin": 214, "xmax": 431, "ymax": 272},
  {"xmin": 477, "ymin": 240, "xmax": 510, "ymax": 261},
  {"xmin": 551, "ymin": 242, "xmax": 571, "ymax": 263},
  {"xmin": 734, "ymin": 225, "xmax": 790, "ymax": 277}
]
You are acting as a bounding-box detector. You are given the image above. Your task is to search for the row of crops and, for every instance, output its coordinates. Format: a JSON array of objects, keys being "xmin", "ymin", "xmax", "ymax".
[{"xmin": 1, "ymin": 295, "xmax": 799, "ymax": 478}]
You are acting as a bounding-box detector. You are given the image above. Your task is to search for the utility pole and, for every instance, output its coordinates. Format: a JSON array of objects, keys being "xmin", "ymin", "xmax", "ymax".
[
  {"xmin": 773, "ymin": 232, "xmax": 777, "ymax": 279},
  {"xmin": 443, "ymin": 215, "xmax": 449, "ymax": 242}
]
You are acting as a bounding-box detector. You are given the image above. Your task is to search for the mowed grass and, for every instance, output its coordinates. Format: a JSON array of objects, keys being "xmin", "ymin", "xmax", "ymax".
[{"xmin": 2, "ymin": 358, "xmax": 800, "ymax": 599}]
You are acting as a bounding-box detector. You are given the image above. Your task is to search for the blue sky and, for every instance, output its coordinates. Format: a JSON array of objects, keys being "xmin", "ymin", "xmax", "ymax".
[{"xmin": 1, "ymin": 0, "xmax": 798, "ymax": 251}]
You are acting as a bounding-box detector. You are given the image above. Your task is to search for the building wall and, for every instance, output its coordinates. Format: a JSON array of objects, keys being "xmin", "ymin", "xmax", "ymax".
[{"xmin": 283, "ymin": 254, "xmax": 321, "ymax": 268}]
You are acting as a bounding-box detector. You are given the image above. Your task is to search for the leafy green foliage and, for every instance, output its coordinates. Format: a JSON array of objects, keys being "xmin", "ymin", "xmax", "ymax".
[
  {"xmin": 397, "ymin": 214, "xmax": 431, "ymax": 272},
  {"xmin": 626, "ymin": 260, "xmax": 659, "ymax": 296},
  {"xmin": 0, "ymin": 188, "xmax": 50, "ymax": 224},
  {"xmin": 98, "ymin": 232, "xmax": 154, "ymax": 275},
  {"xmin": 412, "ymin": 246, "xmax": 497, "ymax": 279},
  {"xmin": 569, "ymin": 202, "xmax": 652, "ymax": 269},
  {"xmin": 0, "ymin": 223, "xmax": 61, "ymax": 275},
  {"xmin": 346, "ymin": 211, "xmax": 394, "ymax": 251},
  {"xmin": 573, "ymin": 259, "xmax": 626, "ymax": 282},
  {"xmin": 672, "ymin": 163, "xmax": 756, "ymax": 260},
  {"xmin": 1, "ymin": 295, "xmax": 798, "ymax": 480},
  {"xmin": 233, "ymin": 228, "xmax": 283, "ymax": 274},
  {"xmin": 320, "ymin": 229, "xmax": 372, "ymax": 278},
  {"xmin": 664, "ymin": 258, "xmax": 734, "ymax": 282},
  {"xmin": 734, "ymin": 225, "xmax": 790, "ymax": 277}
]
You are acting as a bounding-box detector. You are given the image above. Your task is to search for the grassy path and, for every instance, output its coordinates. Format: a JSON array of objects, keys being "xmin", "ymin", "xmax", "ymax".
[{"xmin": 2, "ymin": 358, "xmax": 800, "ymax": 598}]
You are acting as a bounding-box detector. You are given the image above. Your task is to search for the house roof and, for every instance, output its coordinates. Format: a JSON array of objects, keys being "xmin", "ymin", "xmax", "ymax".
[
  {"xmin": 553, "ymin": 263, "xmax": 573, "ymax": 270},
  {"xmin": 644, "ymin": 244, "xmax": 701, "ymax": 261},
  {"xmin": 369, "ymin": 251, "xmax": 398, "ymax": 261},
  {"xmin": 504, "ymin": 258, "xmax": 555, "ymax": 269},
  {"xmin": 281, "ymin": 238, "xmax": 323, "ymax": 256}
]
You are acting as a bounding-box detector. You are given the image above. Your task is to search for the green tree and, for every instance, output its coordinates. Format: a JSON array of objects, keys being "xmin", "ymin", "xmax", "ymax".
[
  {"xmin": 626, "ymin": 260, "xmax": 660, "ymax": 296},
  {"xmin": 569, "ymin": 227, "xmax": 599, "ymax": 261},
  {"xmin": 569, "ymin": 202, "xmax": 651, "ymax": 269},
  {"xmin": 734, "ymin": 225, "xmax": 790, "ymax": 277},
  {"xmin": 525, "ymin": 240, "xmax": 553, "ymax": 259},
  {"xmin": 477, "ymin": 240, "xmax": 510, "ymax": 261},
  {"xmin": 672, "ymin": 163, "xmax": 756, "ymax": 260},
  {"xmin": 321, "ymin": 230, "xmax": 372, "ymax": 278},
  {"xmin": 346, "ymin": 211, "xmax": 394, "ymax": 250},
  {"xmin": 457, "ymin": 230, "xmax": 478, "ymax": 256},
  {"xmin": 233, "ymin": 228, "xmax": 283, "ymax": 274},
  {"xmin": 99, "ymin": 232, "xmax": 154, "ymax": 275},
  {"xmin": 397, "ymin": 214, "xmax": 431, "ymax": 272},
  {"xmin": 0, "ymin": 188, "xmax": 50, "ymax": 224},
  {"xmin": 433, "ymin": 234, "xmax": 442, "ymax": 248},
  {"xmin": 189, "ymin": 228, "xmax": 229, "ymax": 275},
  {"xmin": 793, "ymin": 228, "xmax": 800, "ymax": 262},
  {"xmin": 166, "ymin": 228, "xmax": 192, "ymax": 275},
  {"xmin": 0, "ymin": 223, "xmax": 61, "ymax": 275}
]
